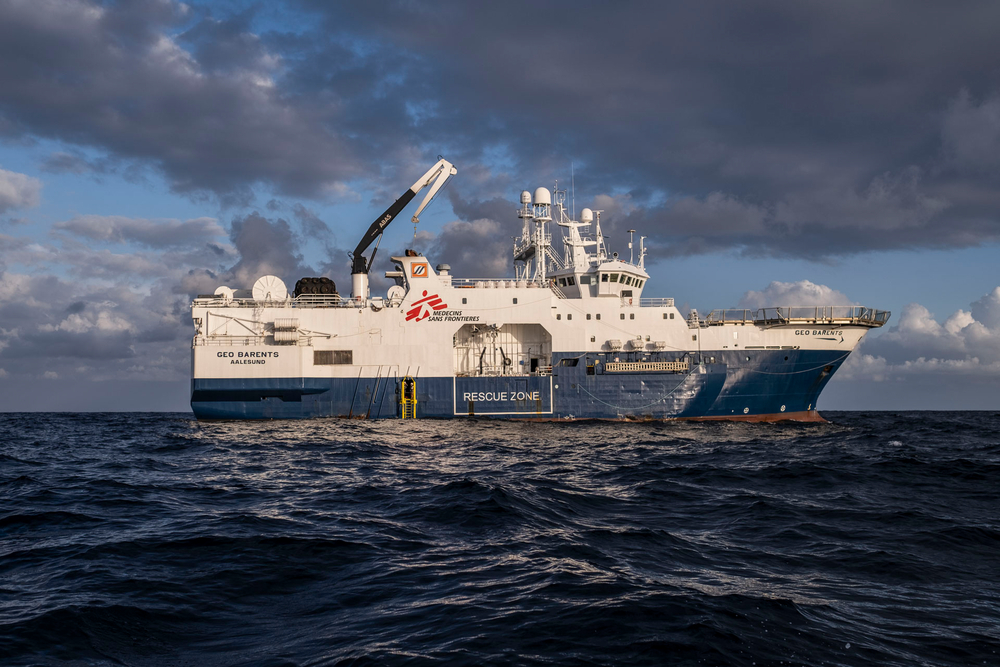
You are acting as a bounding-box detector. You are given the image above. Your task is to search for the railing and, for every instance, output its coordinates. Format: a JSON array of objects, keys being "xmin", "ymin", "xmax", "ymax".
[
  {"xmin": 193, "ymin": 294, "xmax": 356, "ymax": 309},
  {"xmin": 702, "ymin": 306, "xmax": 891, "ymax": 327},
  {"xmin": 638, "ymin": 298, "xmax": 675, "ymax": 307},
  {"xmin": 450, "ymin": 278, "xmax": 534, "ymax": 289}
]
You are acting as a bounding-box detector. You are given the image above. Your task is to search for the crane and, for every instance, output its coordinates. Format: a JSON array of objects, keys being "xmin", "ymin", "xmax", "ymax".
[{"xmin": 350, "ymin": 158, "xmax": 457, "ymax": 301}]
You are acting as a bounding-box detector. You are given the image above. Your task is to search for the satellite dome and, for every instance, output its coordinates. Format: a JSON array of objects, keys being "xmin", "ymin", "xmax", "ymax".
[
  {"xmin": 580, "ymin": 208, "xmax": 594, "ymax": 224},
  {"xmin": 533, "ymin": 187, "xmax": 551, "ymax": 206},
  {"xmin": 520, "ymin": 190, "xmax": 532, "ymax": 204}
]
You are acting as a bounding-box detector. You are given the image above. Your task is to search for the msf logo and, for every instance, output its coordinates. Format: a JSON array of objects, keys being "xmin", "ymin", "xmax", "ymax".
[{"xmin": 406, "ymin": 290, "xmax": 447, "ymax": 322}]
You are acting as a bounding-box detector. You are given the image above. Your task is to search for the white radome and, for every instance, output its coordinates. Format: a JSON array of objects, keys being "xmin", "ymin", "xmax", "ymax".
[
  {"xmin": 533, "ymin": 187, "xmax": 551, "ymax": 206},
  {"xmin": 580, "ymin": 208, "xmax": 594, "ymax": 224}
]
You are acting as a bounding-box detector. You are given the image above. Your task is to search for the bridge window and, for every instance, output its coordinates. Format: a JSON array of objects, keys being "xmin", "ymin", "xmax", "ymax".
[
  {"xmin": 610, "ymin": 273, "xmax": 619, "ymax": 283},
  {"xmin": 559, "ymin": 278, "xmax": 567, "ymax": 286},
  {"xmin": 567, "ymin": 277, "xmax": 576, "ymax": 286},
  {"xmin": 601, "ymin": 274, "xmax": 609, "ymax": 282}
]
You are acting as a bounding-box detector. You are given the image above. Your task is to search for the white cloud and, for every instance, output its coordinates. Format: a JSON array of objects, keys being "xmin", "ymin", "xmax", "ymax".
[
  {"xmin": 0, "ymin": 167, "xmax": 42, "ymax": 213},
  {"xmin": 738, "ymin": 280, "xmax": 855, "ymax": 309},
  {"xmin": 840, "ymin": 286, "xmax": 1000, "ymax": 380}
]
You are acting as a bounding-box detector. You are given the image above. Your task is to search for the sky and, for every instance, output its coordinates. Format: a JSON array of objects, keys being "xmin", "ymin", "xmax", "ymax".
[{"xmin": 1, "ymin": 0, "xmax": 1000, "ymax": 411}]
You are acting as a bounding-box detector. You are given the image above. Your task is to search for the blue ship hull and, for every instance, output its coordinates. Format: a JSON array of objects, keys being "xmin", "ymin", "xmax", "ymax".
[{"xmin": 191, "ymin": 349, "xmax": 848, "ymax": 421}]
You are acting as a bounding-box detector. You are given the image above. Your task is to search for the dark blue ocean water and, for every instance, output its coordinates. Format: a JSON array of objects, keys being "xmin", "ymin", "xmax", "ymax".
[{"xmin": 2, "ymin": 412, "xmax": 999, "ymax": 666}]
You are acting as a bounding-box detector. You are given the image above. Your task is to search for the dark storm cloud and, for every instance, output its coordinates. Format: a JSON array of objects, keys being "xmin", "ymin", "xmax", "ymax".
[
  {"xmin": 290, "ymin": 0, "xmax": 1000, "ymax": 258},
  {"xmin": 0, "ymin": 0, "xmax": 357, "ymax": 199},
  {"xmin": 5, "ymin": 1, "xmax": 1000, "ymax": 256}
]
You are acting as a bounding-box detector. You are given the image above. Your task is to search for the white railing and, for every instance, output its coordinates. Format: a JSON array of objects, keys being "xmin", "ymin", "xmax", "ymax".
[
  {"xmin": 702, "ymin": 306, "xmax": 891, "ymax": 327},
  {"xmin": 638, "ymin": 298, "xmax": 675, "ymax": 307}
]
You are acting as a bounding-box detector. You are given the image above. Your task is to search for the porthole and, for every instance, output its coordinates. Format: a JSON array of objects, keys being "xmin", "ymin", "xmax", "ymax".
[{"xmin": 746, "ymin": 355, "xmax": 750, "ymax": 362}]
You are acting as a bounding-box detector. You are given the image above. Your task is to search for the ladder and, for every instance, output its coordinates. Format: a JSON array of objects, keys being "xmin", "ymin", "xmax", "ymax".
[{"xmin": 400, "ymin": 376, "xmax": 417, "ymax": 419}]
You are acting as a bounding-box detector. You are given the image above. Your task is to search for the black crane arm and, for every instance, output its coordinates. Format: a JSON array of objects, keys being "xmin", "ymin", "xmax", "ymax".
[
  {"xmin": 349, "ymin": 158, "xmax": 457, "ymax": 276},
  {"xmin": 350, "ymin": 190, "xmax": 416, "ymax": 275}
]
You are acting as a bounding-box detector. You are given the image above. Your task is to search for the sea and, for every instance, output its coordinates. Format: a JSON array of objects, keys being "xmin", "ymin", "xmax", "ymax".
[{"xmin": 1, "ymin": 412, "xmax": 999, "ymax": 666}]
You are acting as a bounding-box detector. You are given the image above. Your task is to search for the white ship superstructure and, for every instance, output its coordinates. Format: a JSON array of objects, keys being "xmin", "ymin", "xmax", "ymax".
[{"xmin": 190, "ymin": 159, "xmax": 889, "ymax": 420}]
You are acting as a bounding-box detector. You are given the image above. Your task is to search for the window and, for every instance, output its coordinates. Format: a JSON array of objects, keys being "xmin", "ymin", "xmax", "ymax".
[
  {"xmin": 610, "ymin": 273, "xmax": 619, "ymax": 282},
  {"xmin": 637, "ymin": 280, "xmax": 644, "ymax": 288},
  {"xmin": 630, "ymin": 313, "xmax": 635, "ymax": 320},
  {"xmin": 513, "ymin": 298, "xmax": 517, "ymax": 304},
  {"xmin": 567, "ymin": 277, "xmax": 576, "ymax": 286},
  {"xmin": 670, "ymin": 313, "xmax": 674, "ymax": 320},
  {"xmin": 586, "ymin": 365, "xmax": 595, "ymax": 375},
  {"xmin": 620, "ymin": 313, "xmax": 625, "ymax": 320},
  {"xmin": 580, "ymin": 275, "xmax": 591, "ymax": 285},
  {"xmin": 663, "ymin": 313, "xmax": 668, "ymax": 319},
  {"xmin": 315, "ymin": 350, "xmax": 352, "ymax": 365},
  {"xmin": 586, "ymin": 314, "xmax": 591, "ymax": 320},
  {"xmin": 601, "ymin": 274, "xmax": 609, "ymax": 283},
  {"xmin": 625, "ymin": 277, "xmax": 633, "ymax": 286},
  {"xmin": 590, "ymin": 336, "xmax": 596, "ymax": 342},
  {"xmin": 567, "ymin": 314, "xmax": 572, "ymax": 320},
  {"xmin": 692, "ymin": 335, "xmax": 697, "ymax": 341},
  {"xmin": 559, "ymin": 278, "xmax": 567, "ymax": 286},
  {"xmin": 462, "ymin": 297, "xmax": 467, "ymax": 304},
  {"xmin": 622, "ymin": 290, "xmax": 633, "ymax": 297},
  {"xmin": 560, "ymin": 358, "xmax": 579, "ymax": 367},
  {"xmin": 556, "ymin": 314, "xmax": 561, "ymax": 320},
  {"xmin": 596, "ymin": 314, "xmax": 601, "ymax": 320}
]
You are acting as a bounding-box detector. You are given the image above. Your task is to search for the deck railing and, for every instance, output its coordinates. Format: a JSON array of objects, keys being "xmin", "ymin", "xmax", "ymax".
[{"xmin": 703, "ymin": 306, "xmax": 891, "ymax": 327}]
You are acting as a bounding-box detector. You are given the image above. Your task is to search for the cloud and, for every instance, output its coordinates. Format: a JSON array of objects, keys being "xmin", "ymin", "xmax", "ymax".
[
  {"xmin": 737, "ymin": 280, "xmax": 856, "ymax": 309},
  {"xmin": 0, "ymin": 167, "xmax": 41, "ymax": 213},
  {"xmin": 839, "ymin": 286, "xmax": 1000, "ymax": 381},
  {"xmin": 0, "ymin": 0, "xmax": 357, "ymax": 200},
  {"xmin": 55, "ymin": 215, "xmax": 226, "ymax": 248}
]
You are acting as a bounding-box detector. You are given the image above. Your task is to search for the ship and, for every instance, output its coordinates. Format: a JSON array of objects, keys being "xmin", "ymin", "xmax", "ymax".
[{"xmin": 190, "ymin": 158, "xmax": 890, "ymax": 421}]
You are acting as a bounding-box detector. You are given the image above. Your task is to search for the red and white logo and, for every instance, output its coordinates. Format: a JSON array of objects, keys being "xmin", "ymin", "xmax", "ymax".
[
  {"xmin": 405, "ymin": 290, "xmax": 447, "ymax": 322},
  {"xmin": 411, "ymin": 262, "xmax": 429, "ymax": 278}
]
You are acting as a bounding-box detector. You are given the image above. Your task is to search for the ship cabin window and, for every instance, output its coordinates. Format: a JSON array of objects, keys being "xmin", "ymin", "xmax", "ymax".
[
  {"xmin": 620, "ymin": 313, "xmax": 625, "ymax": 320},
  {"xmin": 663, "ymin": 313, "xmax": 668, "ymax": 319},
  {"xmin": 580, "ymin": 275, "xmax": 591, "ymax": 285},
  {"xmin": 556, "ymin": 314, "xmax": 561, "ymax": 320},
  {"xmin": 624, "ymin": 277, "xmax": 632, "ymax": 286},
  {"xmin": 601, "ymin": 274, "xmax": 609, "ymax": 283},
  {"xmin": 591, "ymin": 336, "xmax": 596, "ymax": 342},
  {"xmin": 630, "ymin": 313, "xmax": 635, "ymax": 320},
  {"xmin": 462, "ymin": 297, "xmax": 467, "ymax": 304},
  {"xmin": 622, "ymin": 290, "xmax": 633, "ymax": 297},
  {"xmin": 513, "ymin": 297, "xmax": 518, "ymax": 304},
  {"xmin": 670, "ymin": 313, "xmax": 675, "ymax": 319},
  {"xmin": 559, "ymin": 278, "xmax": 567, "ymax": 286},
  {"xmin": 567, "ymin": 314, "xmax": 572, "ymax": 320},
  {"xmin": 586, "ymin": 314, "xmax": 591, "ymax": 320},
  {"xmin": 638, "ymin": 280, "xmax": 644, "ymax": 288},
  {"xmin": 567, "ymin": 277, "xmax": 576, "ymax": 286},
  {"xmin": 596, "ymin": 314, "xmax": 601, "ymax": 320},
  {"xmin": 560, "ymin": 358, "xmax": 579, "ymax": 367},
  {"xmin": 609, "ymin": 273, "xmax": 619, "ymax": 283},
  {"xmin": 315, "ymin": 350, "xmax": 352, "ymax": 365}
]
